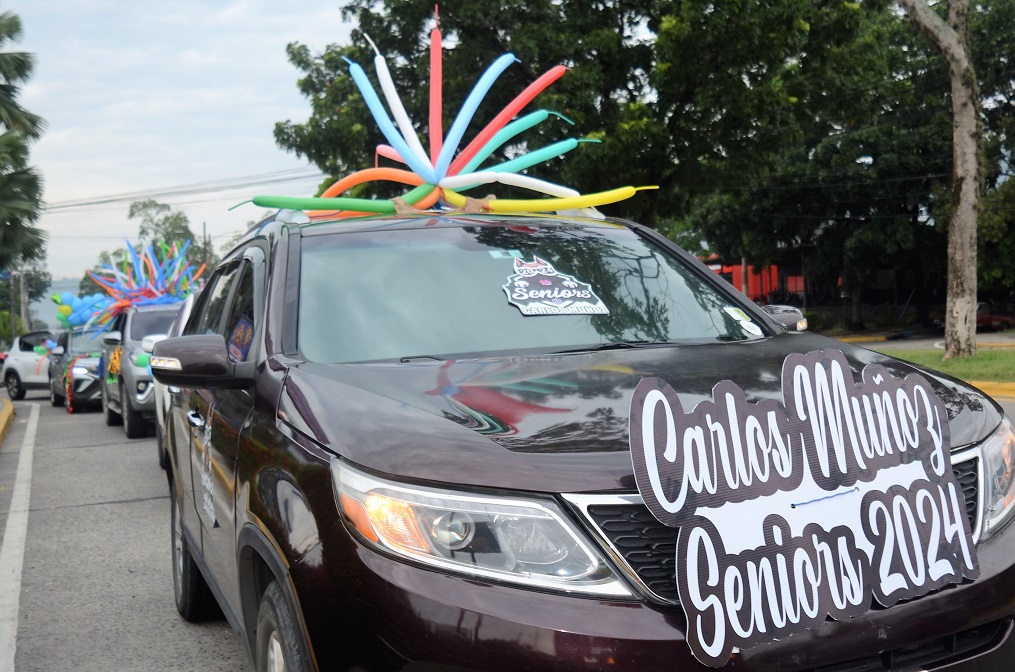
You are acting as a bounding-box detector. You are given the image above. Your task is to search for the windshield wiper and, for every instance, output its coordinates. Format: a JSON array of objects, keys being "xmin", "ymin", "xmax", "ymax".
[{"xmin": 553, "ymin": 340, "xmax": 671, "ymax": 354}]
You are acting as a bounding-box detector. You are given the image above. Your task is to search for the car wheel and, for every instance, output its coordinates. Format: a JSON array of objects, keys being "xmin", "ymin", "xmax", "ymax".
[
  {"xmin": 121, "ymin": 382, "xmax": 147, "ymax": 439},
  {"xmin": 256, "ymin": 580, "xmax": 310, "ymax": 672},
  {"xmin": 49, "ymin": 378, "xmax": 65, "ymax": 407},
  {"xmin": 102, "ymin": 380, "xmax": 122, "ymax": 426},
  {"xmin": 5, "ymin": 371, "xmax": 25, "ymax": 400},
  {"xmin": 156, "ymin": 419, "xmax": 168, "ymax": 470},
  {"xmin": 171, "ymin": 491, "xmax": 218, "ymax": 621}
]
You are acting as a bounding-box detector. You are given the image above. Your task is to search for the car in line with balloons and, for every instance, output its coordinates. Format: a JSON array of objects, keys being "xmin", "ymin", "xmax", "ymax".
[
  {"xmin": 47, "ymin": 326, "xmax": 104, "ymax": 412},
  {"xmin": 99, "ymin": 302, "xmax": 183, "ymax": 438},
  {"xmin": 146, "ymin": 22, "xmax": 1015, "ymax": 672}
]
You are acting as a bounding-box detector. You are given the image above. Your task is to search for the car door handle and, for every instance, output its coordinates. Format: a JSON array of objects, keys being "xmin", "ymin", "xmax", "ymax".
[{"xmin": 187, "ymin": 411, "xmax": 205, "ymax": 429}]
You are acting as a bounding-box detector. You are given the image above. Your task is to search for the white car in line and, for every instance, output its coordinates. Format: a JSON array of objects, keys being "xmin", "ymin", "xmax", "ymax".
[{"xmin": 3, "ymin": 330, "xmax": 54, "ymax": 400}]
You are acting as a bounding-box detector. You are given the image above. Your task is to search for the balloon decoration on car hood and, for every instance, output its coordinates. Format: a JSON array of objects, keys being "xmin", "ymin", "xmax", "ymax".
[{"xmin": 252, "ymin": 7, "xmax": 656, "ymax": 217}]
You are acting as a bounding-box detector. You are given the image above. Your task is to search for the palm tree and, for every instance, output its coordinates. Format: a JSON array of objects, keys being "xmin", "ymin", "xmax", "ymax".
[
  {"xmin": 0, "ymin": 11, "xmax": 43, "ymax": 139},
  {"xmin": 0, "ymin": 10, "xmax": 45, "ymax": 277},
  {"xmin": 0, "ymin": 131, "xmax": 43, "ymax": 272}
]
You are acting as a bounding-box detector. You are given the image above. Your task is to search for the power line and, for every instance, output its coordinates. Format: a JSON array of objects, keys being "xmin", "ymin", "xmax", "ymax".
[{"xmin": 41, "ymin": 168, "xmax": 324, "ymax": 213}]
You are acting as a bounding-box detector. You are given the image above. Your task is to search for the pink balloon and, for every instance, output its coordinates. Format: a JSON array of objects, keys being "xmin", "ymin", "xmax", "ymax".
[{"xmin": 429, "ymin": 6, "xmax": 443, "ymax": 165}]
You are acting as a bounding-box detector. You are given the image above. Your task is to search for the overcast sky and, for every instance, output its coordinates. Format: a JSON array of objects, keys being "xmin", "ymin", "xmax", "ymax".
[{"xmin": 11, "ymin": 1, "xmax": 353, "ymax": 279}]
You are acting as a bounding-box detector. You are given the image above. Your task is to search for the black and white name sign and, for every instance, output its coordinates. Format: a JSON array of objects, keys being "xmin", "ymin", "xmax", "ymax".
[{"xmin": 629, "ymin": 348, "xmax": 979, "ymax": 668}]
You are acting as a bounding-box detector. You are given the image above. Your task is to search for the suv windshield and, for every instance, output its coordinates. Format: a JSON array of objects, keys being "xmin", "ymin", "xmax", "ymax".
[
  {"xmin": 129, "ymin": 309, "xmax": 178, "ymax": 341},
  {"xmin": 69, "ymin": 330, "xmax": 103, "ymax": 354},
  {"xmin": 299, "ymin": 222, "xmax": 765, "ymax": 363}
]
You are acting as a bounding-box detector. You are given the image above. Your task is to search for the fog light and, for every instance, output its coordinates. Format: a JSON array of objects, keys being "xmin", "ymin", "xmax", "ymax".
[{"xmin": 136, "ymin": 381, "xmax": 148, "ymax": 393}]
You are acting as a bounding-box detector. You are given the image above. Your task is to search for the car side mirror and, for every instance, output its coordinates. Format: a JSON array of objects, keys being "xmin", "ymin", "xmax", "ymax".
[
  {"xmin": 51, "ymin": 346, "xmax": 65, "ymax": 356},
  {"xmin": 103, "ymin": 330, "xmax": 122, "ymax": 346},
  {"xmin": 151, "ymin": 334, "xmax": 254, "ymax": 389},
  {"xmin": 142, "ymin": 334, "xmax": 167, "ymax": 353}
]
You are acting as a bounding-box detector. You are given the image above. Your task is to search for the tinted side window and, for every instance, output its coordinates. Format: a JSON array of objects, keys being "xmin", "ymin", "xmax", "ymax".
[
  {"xmin": 224, "ymin": 263, "xmax": 256, "ymax": 363},
  {"xmin": 188, "ymin": 263, "xmax": 240, "ymax": 336}
]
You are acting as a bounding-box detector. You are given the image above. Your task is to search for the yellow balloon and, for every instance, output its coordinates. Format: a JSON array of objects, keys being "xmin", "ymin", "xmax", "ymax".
[
  {"xmin": 58, "ymin": 304, "xmax": 73, "ymax": 316},
  {"xmin": 442, "ymin": 186, "xmax": 658, "ymax": 213}
]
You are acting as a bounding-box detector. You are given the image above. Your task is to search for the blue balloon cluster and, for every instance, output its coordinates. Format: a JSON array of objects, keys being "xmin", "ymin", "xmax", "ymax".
[{"xmin": 53, "ymin": 292, "xmax": 113, "ymax": 329}]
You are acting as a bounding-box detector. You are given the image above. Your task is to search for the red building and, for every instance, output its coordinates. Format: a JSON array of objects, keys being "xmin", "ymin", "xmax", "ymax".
[{"xmin": 703, "ymin": 258, "xmax": 805, "ymax": 305}]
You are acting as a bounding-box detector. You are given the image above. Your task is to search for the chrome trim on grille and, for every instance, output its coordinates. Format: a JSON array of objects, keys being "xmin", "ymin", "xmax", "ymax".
[
  {"xmin": 951, "ymin": 446, "xmax": 982, "ymax": 543},
  {"xmin": 565, "ymin": 447, "xmax": 984, "ymax": 605}
]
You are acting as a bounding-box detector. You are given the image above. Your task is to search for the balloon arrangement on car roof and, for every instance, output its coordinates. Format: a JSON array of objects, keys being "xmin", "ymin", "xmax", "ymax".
[
  {"xmin": 48, "ymin": 240, "xmax": 205, "ymax": 337},
  {"xmin": 252, "ymin": 8, "xmax": 657, "ymax": 217}
]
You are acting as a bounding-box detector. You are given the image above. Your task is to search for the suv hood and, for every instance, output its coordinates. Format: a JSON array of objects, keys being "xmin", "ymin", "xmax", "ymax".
[{"xmin": 280, "ymin": 333, "xmax": 1002, "ymax": 493}]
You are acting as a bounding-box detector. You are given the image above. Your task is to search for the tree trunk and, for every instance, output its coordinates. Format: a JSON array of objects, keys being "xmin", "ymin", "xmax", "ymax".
[{"xmin": 898, "ymin": 0, "xmax": 981, "ymax": 358}]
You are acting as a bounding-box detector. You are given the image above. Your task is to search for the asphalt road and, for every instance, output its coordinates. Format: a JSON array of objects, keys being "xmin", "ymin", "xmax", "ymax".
[{"xmin": 0, "ymin": 391, "xmax": 248, "ymax": 672}]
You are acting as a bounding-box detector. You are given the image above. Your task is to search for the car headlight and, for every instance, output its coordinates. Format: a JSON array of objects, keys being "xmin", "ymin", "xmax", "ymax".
[
  {"xmin": 332, "ymin": 461, "xmax": 632, "ymax": 597},
  {"xmin": 71, "ymin": 366, "xmax": 89, "ymax": 376},
  {"xmin": 980, "ymin": 416, "xmax": 1015, "ymax": 540},
  {"xmin": 795, "ymin": 318, "xmax": 808, "ymax": 331}
]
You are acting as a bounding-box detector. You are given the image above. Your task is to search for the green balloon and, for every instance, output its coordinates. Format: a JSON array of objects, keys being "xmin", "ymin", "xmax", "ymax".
[{"xmin": 136, "ymin": 353, "xmax": 150, "ymax": 368}]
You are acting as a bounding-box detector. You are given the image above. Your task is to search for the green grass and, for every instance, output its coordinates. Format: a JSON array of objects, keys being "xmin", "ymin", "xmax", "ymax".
[{"xmin": 869, "ymin": 347, "xmax": 1015, "ymax": 382}]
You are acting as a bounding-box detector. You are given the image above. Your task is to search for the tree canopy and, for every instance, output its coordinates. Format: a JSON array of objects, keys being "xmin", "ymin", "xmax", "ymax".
[
  {"xmin": 274, "ymin": 0, "xmax": 1015, "ymax": 333},
  {"xmin": 79, "ymin": 200, "xmax": 217, "ymax": 296}
]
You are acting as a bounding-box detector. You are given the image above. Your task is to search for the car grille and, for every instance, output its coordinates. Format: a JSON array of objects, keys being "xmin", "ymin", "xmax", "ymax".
[{"xmin": 568, "ymin": 450, "xmax": 982, "ymax": 605}]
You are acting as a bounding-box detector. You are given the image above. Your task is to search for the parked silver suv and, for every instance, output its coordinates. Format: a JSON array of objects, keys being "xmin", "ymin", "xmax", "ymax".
[{"xmin": 100, "ymin": 303, "xmax": 181, "ymax": 438}]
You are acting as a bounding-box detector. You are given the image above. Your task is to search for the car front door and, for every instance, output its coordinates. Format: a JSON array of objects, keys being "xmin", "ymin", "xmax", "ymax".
[{"xmin": 181, "ymin": 249, "xmax": 262, "ymax": 615}]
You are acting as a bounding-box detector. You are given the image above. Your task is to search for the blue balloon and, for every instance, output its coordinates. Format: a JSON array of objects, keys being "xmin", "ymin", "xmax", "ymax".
[
  {"xmin": 344, "ymin": 58, "xmax": 438, "ymax": 184},
  {"xmin": 61, "ymin": 292, "xmax": 75, "ymax": 306},
  {"xmin": 433, "ymin": 53, "xmax": 518, "ymax": 181}
]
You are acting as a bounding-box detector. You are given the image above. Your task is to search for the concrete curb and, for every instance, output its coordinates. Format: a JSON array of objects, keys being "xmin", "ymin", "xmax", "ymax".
[
  {"xmin": 967, "ymin": 381, "xmax": 1015, "ymax": 400},
  {"xmin": 0, "ymin": 397, "xmax": 14, "ymax": 447},
  {"xmin": 835, "ymin": 335, "xmax": 888, "ymax": 343}
]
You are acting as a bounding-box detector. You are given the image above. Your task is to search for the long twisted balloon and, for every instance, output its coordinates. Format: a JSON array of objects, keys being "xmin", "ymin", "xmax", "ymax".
[{"xmin": 254, "ymin": 7, "xmax": 656, "ymax": 215}]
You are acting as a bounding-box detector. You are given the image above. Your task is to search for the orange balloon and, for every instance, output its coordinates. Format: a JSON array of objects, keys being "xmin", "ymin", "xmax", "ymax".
[{"xmin": 309, "ymin": 168, "xmax": 426, "ymax": 218}]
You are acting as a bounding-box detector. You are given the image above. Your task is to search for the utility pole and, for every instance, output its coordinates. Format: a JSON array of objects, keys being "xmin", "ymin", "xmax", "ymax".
[
  {"xmin": 19, "ymin": 271, "xmax": 29, "ymax": 332},
  {"xmin": 7, "ymin": 271, "xmax": 15, "ymax": 343}
]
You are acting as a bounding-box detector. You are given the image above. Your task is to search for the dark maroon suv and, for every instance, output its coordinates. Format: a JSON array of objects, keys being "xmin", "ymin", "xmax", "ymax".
[{"xmin": 152, "ymin": 209, "xmax": 1015, "ymax": 671}]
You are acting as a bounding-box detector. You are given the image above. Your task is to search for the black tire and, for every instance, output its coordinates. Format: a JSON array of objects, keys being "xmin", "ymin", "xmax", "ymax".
[
  {"xmin": 5, "ymin": 371, "xmax": 25, "ymax": 400},
  {"xmin": 171, "ymin": 491, "xmax": 218, "ymax": 622},
  {"xmin": 156, "ymin": 419, "xmax": 168, "ymax": 470},
  {"xmin": 122, "ymin": 382, "xmax": 147, "ymax": 439},
  {"xmin": 256, "ymin": 580, "xmax": 310, "ymax": 672},
  {"xmin": 102, "ymin": 381, "xmax": 122, "ymax": 426},
  {"xmin": 49, "ymin": 379, "xmax": 65, "ymax": 407}
]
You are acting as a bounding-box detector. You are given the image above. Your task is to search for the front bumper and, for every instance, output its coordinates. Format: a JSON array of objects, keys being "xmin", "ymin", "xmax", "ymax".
[
  {"xmin": 123, "ymin": 365, "xmax": 157, "ymax": 413},
  {"xmin": 295, "ymin": 515, "xmax": 1015, "ymax": 672},
  {"xmin": 67, "ymin": 373, "xmax": 101, "ymax": 405}
]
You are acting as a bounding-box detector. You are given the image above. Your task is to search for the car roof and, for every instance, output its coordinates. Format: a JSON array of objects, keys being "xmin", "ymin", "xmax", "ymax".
[
  {"xmin": 128, "ymin": 302, "xmax": 184, "ymax": 313},
  {"xmin": 232, "ymin": 210, "xmax": 634, "ymax": 250}
]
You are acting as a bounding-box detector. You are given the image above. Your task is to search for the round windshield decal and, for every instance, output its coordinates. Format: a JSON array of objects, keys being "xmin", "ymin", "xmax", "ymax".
[
  {"xmin": 740, "ymin": 321, "xmax": 763, "ymax": 336},
  {"xmin": 723, "ymin": 305, "xmax": 762, "ymax": 336},
  {"xmin": 503, "ymin": 257, "xmax": 609, "ymax": 316}
]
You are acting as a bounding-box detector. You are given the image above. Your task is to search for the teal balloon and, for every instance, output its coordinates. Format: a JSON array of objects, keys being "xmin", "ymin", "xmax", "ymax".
[{"xmin": 460, "ymin": 110, "xmax": 573, "ymax": 174}]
